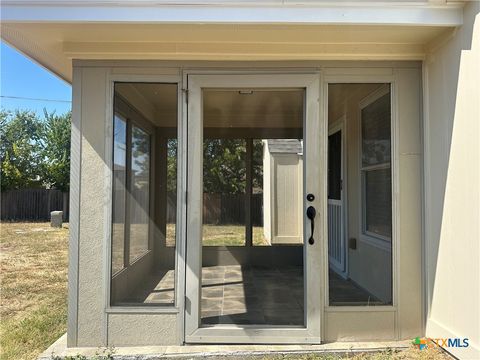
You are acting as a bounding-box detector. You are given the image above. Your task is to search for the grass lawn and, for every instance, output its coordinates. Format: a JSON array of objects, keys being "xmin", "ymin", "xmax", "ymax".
[
  {"xmin": 0, "ymin": 222, "xmax": 452, "ymax": 360},
  {"xmin": 0, "ymin": 222, "xmax": 68, "ymax": 360},
  {"xmin": 167, "ymin": 224, "xmax": 269, "ymax": 246},
  {"xmin": 238, "ymin": 347, "xmax": 451, "ymax": 360},
  {"xmin": 203, "ymin": 225, "xmax": 269, "ymax": 246}
]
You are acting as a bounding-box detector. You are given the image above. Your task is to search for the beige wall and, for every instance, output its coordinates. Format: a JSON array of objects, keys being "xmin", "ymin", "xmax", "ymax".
[
  {"xmin": 68, "ymin": 65, "xmax": 182, "ymax": 347},
  {"xmin": 69, "ymin": 60, "xmax": 425, "ymax": 347},
  {"xmin": 424, "ymin": 2, "xmax": 480, "ymax": 359},
  {"xmin": 72, "ymin": 66, "xmax": 109, "ymax": 346}
]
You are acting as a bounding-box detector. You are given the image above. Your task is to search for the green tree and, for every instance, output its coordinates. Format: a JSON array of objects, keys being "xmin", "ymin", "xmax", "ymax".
[
  {"xmin": 203, "ymin": 139, "xmax": 246, "ymax": 194},
  {"xmin": 165, "ymin": 138, "xmax": 264, "ymax": 195},
  {"xmin": 0, "ymin": 110, "xmax": 44, "ymax": 191},
  {"xmin": 166, "ymin": 138, "xmax": 177, "ymax": 193},
  {"xmin": 40, "ymin": 110, "xmax": 71, "ymax": 191}
]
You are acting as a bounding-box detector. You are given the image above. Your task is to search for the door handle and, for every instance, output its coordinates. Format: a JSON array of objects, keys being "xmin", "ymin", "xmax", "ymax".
[{"xmin": 306, "ymin": 206, "xmax": 316, "ymax": 245}]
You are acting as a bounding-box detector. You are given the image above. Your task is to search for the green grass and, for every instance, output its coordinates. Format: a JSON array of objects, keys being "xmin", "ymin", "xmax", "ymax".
[
  {"xmin": 227, "ymin": 346, "xmax": 451, "ymax": 359},
  {"xmin": 167, "ymin": 224, "xmax": 269, "ymax": 246},
  {"xmin": 202, "ymin": 225, "xmax": 268, "ymax": 246},
  {"xmin": 0, "ymin": 222, "xmax": 68, "ymax": 360}
]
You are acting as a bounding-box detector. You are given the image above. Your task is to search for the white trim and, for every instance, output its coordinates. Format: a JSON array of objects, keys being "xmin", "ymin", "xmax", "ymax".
[
  {"xmin": 358, "ymin": 84, "xmax": 393, "ymax": 248},
  {"xmin": 1, "ymin": 2, "xmax": 463, "ymax": 26}
]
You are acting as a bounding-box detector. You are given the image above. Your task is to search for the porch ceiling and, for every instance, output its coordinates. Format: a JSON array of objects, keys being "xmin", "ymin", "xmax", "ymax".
[{"xmin": 1, "ymin": 1, "xmax": 463, "ymax": 82}]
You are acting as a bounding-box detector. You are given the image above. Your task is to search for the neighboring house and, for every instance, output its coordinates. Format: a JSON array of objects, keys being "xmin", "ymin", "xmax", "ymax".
[{"xmin": 1, "ymin": 1, "xmax": 478, "ymax": 359}]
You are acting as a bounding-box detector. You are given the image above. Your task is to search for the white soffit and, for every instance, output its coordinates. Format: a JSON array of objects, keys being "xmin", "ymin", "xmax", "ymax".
[{"xmin": 0, "ymin": 1, "xmax": 464, "ymax": 82}]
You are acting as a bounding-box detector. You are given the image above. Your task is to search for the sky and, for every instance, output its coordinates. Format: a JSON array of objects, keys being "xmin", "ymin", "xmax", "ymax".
[{"xmin": 0, "ymin": 41, "xmax": 72, "ymax": 116}]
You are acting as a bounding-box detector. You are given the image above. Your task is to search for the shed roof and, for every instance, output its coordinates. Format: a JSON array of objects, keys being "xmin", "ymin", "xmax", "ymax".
[{"xmin": 267, "ymin": 139, "xmax": 303, "ymax": 154}]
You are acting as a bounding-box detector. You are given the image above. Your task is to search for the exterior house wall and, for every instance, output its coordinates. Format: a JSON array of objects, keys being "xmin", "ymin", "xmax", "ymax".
[
  {"xmin": 69, "ymin": 65, "xmax": 182, "ymax": 347},
  {"xmin": 424, "ymin": 2, "xmax": 480, "ymax": 359},
  {"xmin": 71, "ymin": 66, "xmax": 109, "ymax": 346},
  {"xmin": 68, "ymin": 60, "xmax": 424, "ymax": 346},
  {"xmin": 2, "ymin": 0, "xmax": 476, "ymax": 353}
]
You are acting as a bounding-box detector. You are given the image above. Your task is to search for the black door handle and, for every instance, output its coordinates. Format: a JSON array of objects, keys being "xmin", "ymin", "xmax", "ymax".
[{"xmin": 306, "ymin": 206, "xmax": 316, "ymax": 245}]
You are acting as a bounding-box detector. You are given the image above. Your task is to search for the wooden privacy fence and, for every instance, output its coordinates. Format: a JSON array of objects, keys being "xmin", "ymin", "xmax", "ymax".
[
  {"xmin": 1, "ymin": 189, "xmax": 261, "ymax": 224},
  {"xmin": 167, "ymin": 192, "xmax": 263, "ymax": 225},
  {"xmin": 1, "ymin": 189, "xmax": 69, "ymax": 221}
]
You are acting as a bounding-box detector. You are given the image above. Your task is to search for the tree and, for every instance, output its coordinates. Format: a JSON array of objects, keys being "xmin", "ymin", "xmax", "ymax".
[
  {"xmin": 203, "ymin": 139, "xmax": 246, "ymax": 194},
  {"xmin": 40, "ymin": 110, "xmax": 71, "ymax": 191},
  {"xmin": 0, "ymin": 110, "xmax": 44, "ymax": 191},
  {"xmin": 166, "ymin": 138, "xmax": 177, "ymax": 193},
  {"xmin": 165, "ymin": 138, "xmax": 264, "ymax": 195}
]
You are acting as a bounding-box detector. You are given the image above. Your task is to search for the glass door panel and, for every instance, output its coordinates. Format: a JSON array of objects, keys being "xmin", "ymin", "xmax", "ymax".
[{"xmin": 200, "ymin": 89, "xmax": 305, "ymax": 326}]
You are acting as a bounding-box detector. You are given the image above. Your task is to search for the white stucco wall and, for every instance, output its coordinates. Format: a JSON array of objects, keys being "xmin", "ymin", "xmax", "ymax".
[{"xmin": 424, "ymin": 2, "xmax": 480, "ymax": 359}]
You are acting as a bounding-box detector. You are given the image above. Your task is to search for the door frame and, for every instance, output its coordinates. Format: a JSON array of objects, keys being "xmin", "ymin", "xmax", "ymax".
[
  {"xmin": 183, "ymin": 71, "xmax": 325, "ymax": 344},
  {"xmin": 328, "ymin": 117, "xmax": 348, "ymax": 279}
]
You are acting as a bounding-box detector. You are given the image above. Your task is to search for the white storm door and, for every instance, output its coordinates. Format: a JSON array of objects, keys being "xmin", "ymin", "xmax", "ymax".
[{"xmin": 184, "ymin": 72, "xmax": 325, "ymax": 344}]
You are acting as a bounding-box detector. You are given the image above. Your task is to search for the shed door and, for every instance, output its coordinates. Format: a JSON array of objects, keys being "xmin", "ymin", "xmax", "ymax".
[{"xmin": 184, "ymin": 73, "xmax": 324, "ymax": 344}]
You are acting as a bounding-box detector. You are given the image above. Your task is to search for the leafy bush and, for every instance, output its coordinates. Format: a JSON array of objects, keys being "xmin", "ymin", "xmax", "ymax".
[{"xmin": 0, "ymin": 109, "xmax": 71, "ymax": 191}]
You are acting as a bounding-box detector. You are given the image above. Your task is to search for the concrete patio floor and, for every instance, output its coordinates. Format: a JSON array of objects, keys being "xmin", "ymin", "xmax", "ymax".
[
  {"xmin": 39, "ymin": 333, "xmax": 413, "ymax": 359},
  {"xmin": 120, "ymin": 265, "xmax": 381, "ymax": 315}
]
